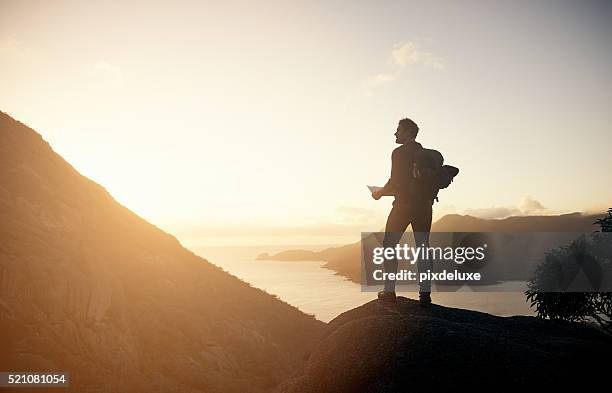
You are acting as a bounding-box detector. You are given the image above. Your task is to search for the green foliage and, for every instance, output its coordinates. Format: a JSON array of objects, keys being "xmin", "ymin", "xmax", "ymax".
[
  {"xmin": 595, "ymin": 208, "xmax": 612, "ymax": 232},
  {"xmin": 525, "ymin": 209, "xmax": 612, "ymax": 333}
]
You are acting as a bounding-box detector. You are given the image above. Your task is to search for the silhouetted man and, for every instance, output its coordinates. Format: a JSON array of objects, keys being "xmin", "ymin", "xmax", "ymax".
[{"xmin": 372, "ymin": 118, "xmax": 433, "ymax": 306}]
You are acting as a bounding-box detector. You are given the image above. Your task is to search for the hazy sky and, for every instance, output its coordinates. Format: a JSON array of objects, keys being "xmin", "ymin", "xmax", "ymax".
[{"xmin": 2, "ymin": 0, "xmax": 611, "ymax": 246}]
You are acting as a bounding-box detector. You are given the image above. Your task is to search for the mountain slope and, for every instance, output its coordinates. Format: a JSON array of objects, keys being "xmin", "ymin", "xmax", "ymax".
[
  {"xmin": 0, "ymin": 111, "xmax": 324, "ymax": 392},
  {"xmin": 277, "ymin": 297, "xmax": 611, "ymax": 392}
]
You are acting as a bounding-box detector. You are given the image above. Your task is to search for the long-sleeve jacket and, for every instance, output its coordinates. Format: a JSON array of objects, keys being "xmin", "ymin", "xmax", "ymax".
[{"xmin": 382, "ymin": 141, "xmax": 424, "ymax": 205}]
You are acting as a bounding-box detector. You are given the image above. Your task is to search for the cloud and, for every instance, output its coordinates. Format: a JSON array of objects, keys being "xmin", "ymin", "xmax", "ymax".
[
  {"xmin": 518, "ymin": 196, "xmax": 546, "ymax": 214},
  {"xmin": 390, "ymin": 41, "xmax": 445, "ymax": 70},
  {"xmin": 362, "ymin": 40, "xmax": 445, "ymax": 96},
  {"xmin": 464, "ymin": 196, "xmax": 548, "ymax": 219}
]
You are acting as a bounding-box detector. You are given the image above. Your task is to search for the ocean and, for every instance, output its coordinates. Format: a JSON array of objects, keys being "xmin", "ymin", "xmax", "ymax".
[{"xmin": 195, "ymin": 245, "xmax": 534, "ymax": 323}]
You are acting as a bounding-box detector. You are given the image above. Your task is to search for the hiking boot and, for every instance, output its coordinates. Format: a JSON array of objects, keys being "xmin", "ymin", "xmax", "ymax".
[
  {"xmin": 378, "ymin": 290, "xmax": 397, "ymax": 302},
  {"xmin": 419, "ymin": 292, "xmax": 432, "ymax": 307}
]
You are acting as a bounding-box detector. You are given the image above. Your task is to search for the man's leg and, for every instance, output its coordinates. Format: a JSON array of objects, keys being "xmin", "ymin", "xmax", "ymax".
[
  {"xmin": 412, "ymin": 200, "xmax": 433, "ymax": 297},
  {"xmin": 382, "ymin": 204, "xmax": 410, "ymax": 294}
]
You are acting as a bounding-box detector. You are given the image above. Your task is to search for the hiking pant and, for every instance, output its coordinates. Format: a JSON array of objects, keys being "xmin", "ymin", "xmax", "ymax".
[{"xmin": 382, "ymin": 200, "xmax": 433, "ymax": 293}]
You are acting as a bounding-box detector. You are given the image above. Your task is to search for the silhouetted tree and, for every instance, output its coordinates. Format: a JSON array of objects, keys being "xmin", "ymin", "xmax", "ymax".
[
  {"xmin": 525, "ymin": 209, "xmax": 612, "ymax": 334},
  {"xmin": 595, "ymin": 208, "xmax": 612, "ymax": 232}
]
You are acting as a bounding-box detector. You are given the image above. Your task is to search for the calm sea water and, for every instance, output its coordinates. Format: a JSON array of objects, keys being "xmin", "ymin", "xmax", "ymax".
[{"xmin": 194, "ymin": 245, "xmax": 534, "ymax": 323}]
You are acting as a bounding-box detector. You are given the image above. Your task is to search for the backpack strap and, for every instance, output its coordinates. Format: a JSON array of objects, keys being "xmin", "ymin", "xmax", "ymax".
[{"xmin": 410, "ymin": 143, "xmax": 424, "ymax": 180}]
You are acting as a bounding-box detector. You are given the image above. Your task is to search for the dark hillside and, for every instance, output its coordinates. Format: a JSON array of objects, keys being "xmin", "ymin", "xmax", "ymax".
[{"xmin": 0, "ymin": 111, "xmax": 324, "ymax": 392}]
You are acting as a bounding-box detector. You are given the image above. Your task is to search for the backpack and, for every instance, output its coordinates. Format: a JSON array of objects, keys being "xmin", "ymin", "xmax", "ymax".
[{"xmin": 412, "ymin": 147, "xmax": 459, "ymax": 202}]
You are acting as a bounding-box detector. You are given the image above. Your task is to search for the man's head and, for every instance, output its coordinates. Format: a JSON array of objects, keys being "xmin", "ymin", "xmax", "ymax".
[{"xmin": 395, "ymin": 118, "xmax": 419, "ymax": 144}]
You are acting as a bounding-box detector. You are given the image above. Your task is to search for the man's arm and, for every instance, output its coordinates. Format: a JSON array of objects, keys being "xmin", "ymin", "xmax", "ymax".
[
  {"xmin": 372, "ymin": 151, "xmax": 397, "ymax": 200},
  {"xmin": 381, "ymin": 176, "xmax": 396, "ymax": 195},
  {"xmin": 372, "ymin": 179, "xmax": 395, "ymax": 199}
]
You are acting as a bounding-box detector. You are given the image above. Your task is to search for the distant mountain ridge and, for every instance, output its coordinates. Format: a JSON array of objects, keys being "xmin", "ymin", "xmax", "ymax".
[
  {"xmin": 0, "ymin": 111, "xmax": 324, "ymax": 392},
  {"xmin": 259, "ymin": 212, "xmax": 604, "ymax": 282},
  {"xmin": 433, "ymin": 212, "xmax": 599, "ymax": 232}
]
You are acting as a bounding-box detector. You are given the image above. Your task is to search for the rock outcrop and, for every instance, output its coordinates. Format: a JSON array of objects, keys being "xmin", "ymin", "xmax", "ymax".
[{"xmin": 278, "ymin": 297, "xmax": 611, "ymax": 392}]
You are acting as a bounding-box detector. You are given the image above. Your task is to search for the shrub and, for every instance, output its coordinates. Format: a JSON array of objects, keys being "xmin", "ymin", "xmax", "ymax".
[{"xmin": 525, "ymin": 209, "xmax": 612, "ymax": 333}]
